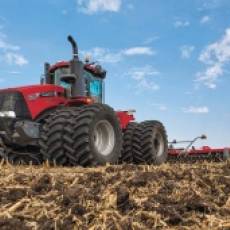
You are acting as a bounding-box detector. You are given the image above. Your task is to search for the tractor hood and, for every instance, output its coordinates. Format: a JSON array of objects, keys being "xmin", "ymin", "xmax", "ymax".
[
  {"xmin": 0, "ymin": 84, "xmax": 65, "ymax": 95},
  {"xmin": 0, "ymin": 84, "xmax": 66, "ymax": 120}
]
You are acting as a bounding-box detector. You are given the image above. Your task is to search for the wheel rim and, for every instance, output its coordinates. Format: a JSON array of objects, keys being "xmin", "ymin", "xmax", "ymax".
[
  {"xmin": 93, "ymin": 120, "xmax": 115, "ymax": 156},
  {"xmin": 154, "ymin": 132, "xmax": 165, "ymax": 157}
]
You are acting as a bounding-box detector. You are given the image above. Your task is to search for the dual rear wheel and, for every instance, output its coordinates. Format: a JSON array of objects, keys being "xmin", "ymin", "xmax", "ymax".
[{"xmin": 121, "ymin": 121, "xmax": 168, "ymax": 165}]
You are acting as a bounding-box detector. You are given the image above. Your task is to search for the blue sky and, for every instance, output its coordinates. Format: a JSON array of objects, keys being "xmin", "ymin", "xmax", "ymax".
[{"xmin": 0, "ymin": 0, "xmax": 230, "ymax": 147}]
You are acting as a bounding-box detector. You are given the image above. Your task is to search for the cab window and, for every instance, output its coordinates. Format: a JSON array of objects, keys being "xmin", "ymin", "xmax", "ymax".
[{"xmin": 84, "ymin": 70, "xmax": 103, "ymax": 103}]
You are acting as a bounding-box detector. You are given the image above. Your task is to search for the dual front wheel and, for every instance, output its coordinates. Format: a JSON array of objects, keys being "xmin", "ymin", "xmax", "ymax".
[{"xmin": 40, "ymin": 104, "xmax": 122, "ymax": 166}]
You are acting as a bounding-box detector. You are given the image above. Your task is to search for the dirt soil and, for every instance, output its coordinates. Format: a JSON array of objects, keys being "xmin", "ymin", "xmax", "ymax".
[{"xmin": 0, "ymin": 161, "xmax": 229, "ymax": 230}]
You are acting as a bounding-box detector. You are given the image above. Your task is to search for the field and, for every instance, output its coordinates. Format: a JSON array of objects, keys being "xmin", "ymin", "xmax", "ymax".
[{"xmin": 0, "ymin": 161, "xmax": 229, "ymax": 230}]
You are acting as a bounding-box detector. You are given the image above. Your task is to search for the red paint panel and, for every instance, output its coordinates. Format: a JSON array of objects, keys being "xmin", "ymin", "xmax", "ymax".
[
  {"xmin": 116, "ymin": 111, "xmax": 135, "ymax": 129},
  {"xmin": 168, "ymin": 146, "xmax": 230, "ymax": 156},
  {"xmin": 0, "ymin": 84, "xmax": 68, "ymax": 119},
  {"xmin": 0, "ymin": 84, "xmax": 136, "ymax": 129},
  {"xmin": 49, "ymin": 61, "xmax": 70, "ymax": 72},
  {"xmin": 17, "ymin": 84, "xmax": 66, "ymax": 119}
]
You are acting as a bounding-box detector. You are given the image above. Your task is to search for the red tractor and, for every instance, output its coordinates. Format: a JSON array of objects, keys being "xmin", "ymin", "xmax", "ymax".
[{"xmin": 0, "ymin": 36, "xmax": 168, "ymax": 166}]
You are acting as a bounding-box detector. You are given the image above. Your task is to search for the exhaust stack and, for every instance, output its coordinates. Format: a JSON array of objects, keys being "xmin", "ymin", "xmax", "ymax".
[
  {"xmin": 67, "ymin": 35, "xmax": 79, "ymax": 60},
  {"xmin": 67, "ymin": 35, "xmax": 85, "ymax": 97}
]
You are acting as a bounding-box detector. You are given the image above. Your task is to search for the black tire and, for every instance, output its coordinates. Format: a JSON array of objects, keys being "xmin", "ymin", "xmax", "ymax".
[
  {"xmin": 132, "ymin": 123, "xmax": 146, "ymax": 164},
  {"xmin": 37, "ymin": 107, "xmax": 66, "ymax": 164},
  {"xmin": 0, "ymin": 137, "xmax": 7, "ymax": 161},
  {"xmin": 120, "ymin": 122, "xmax": 138, "ymax": 163},
  {"xmin": 140, "ymin": 121, "xmax": 168, "ymax": 164},
  {"xmin": 223, "ymin": 148, "xmax": 230, "ymax": 161},
  {"xmin": 73, "ymin": 104, "xmax": 122, "ymax": 166},
  {"xmin": 40, "ymin": 108, "xmax": 81, "ymax": 166}
]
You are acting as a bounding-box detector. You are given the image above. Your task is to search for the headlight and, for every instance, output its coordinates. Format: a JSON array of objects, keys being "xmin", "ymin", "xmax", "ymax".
[{"xmin": 0, "ymin": 111, "xmax": 16, "ymax": 118}]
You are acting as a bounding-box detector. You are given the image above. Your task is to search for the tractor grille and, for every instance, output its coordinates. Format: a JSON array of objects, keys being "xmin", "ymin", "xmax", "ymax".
[{"xmin": 0, "ymin": 92, "xmax": 31, "ymax": 119}]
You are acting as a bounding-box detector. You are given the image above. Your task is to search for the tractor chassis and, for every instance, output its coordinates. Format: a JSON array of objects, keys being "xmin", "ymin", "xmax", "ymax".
[{"xmin": 0, "ymin": 117, "xmax": 40, "ymax": 147}]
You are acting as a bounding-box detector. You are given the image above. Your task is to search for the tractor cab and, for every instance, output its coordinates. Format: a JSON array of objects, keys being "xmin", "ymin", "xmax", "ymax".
[{"xmin": 43, "ymin": 36, "xmax": 106, "ymax": 103}]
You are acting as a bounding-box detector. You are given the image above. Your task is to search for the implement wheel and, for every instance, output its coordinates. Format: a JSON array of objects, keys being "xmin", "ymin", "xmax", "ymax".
[{"xmin": 223, "ymin": 148, "xmax": 230, "ymax": 161}]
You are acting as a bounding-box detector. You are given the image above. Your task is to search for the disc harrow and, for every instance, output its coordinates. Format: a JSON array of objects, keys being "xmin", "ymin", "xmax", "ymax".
[{"xmin": 168, "ymin": 135, "xmax": 230, "ymax": 163}]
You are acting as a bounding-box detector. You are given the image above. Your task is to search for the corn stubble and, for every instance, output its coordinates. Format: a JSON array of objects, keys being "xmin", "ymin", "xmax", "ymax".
[{"xmin": 0, "ymin": 161, "xmax": 229, "ymax": 230}]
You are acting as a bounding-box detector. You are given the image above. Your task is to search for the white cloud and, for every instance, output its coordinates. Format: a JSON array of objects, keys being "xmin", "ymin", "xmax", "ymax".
[
  {"xmin": 84, "ymin": 47, "xmax": 122, "ymax": 63},
  {"xmin": 0, "ymin": 32, "xmax": 28, "ymax": 66},
  {"xmin": 196, "ymin": 63, "xmax": 222, "ymax": 89},
  {"xmin": 196, "ymin": 28, "xmax": 230, "ymax": 88},
  {"xmin": 4, "ymin": 52, "xmax": 28, "ymax": 66},
  {"xmin": 199, "ymin": 0, "xmax": 223, "ymax": 11},
  {"xmin": 136, "ymin": 79, "xmax": 159, "ymax": 91},
  {"xmin": 77, "ymin": 0, "xmax": 122, "ymax": 14},
  {"xmin": 143, "ymin": 36, "xmax": 159, "ymax": 45},
  {"xmin": 7, "ymin": 71, "xmax": 21, "ymax": 75},
  {"xmin": 159, "ymin": 105, "xmax": 167, "ymax": 111},
  {"xmin": 180, "ymin": 45, "xmax": 195, "ymax": 59},
  {"xmin": 183, "ymin": 106, "xmax": 209, "ymax": 114},
  {"xmin": 200, "ymin": 15, "xmax": 210, "ymax": 24},
  {"xmin": 174, "ymin": 20, "xmax": 190, "ymax": 28},
  {"xmin": 0, "ymin": 38, "xmax": 20, "ymax": 51},
  {"xmin": 152, "ymin": 103, "xmax": 167, "ymax": 111},
  {"xmin": 83, "ymin": 46, "xmax": 154, "ymax": 63},
  {"xmin": 126, "ymin": 65, "xmax": 160, "ymax": 91},
  {"xmin": 122, "ymin": 47, "xmax": 155, "ymax": 56}
]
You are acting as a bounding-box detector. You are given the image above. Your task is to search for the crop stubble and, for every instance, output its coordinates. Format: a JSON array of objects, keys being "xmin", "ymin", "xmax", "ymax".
[{"xmin": 0, "ymin": 161, "xmax": 229, "ymax": 230}]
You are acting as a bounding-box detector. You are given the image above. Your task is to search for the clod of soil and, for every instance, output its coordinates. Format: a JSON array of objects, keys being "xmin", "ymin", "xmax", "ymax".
[
  {"xmin": 117, "ymin": 186, "xmax": 131, "ymax": 213},
  {"xmin": 31, "ymin": 174, "xmax": 52, "ymax": 193},
  {"xmin": 0, "ymin": 217, "xmax": 29, "ymax": 230}
]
